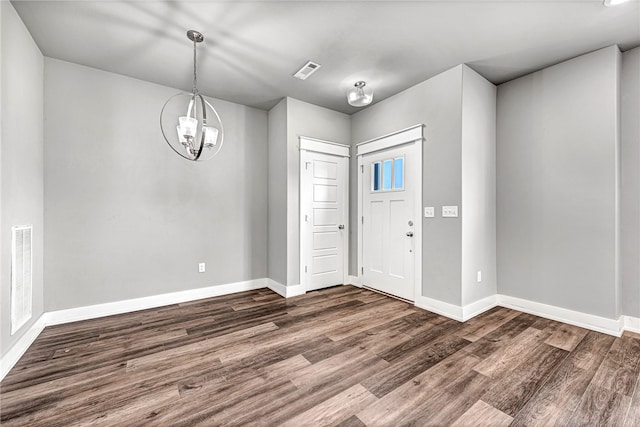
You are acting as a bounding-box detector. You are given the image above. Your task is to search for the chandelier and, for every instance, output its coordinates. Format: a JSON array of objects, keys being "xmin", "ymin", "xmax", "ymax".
[{"xmin": 160, "ymin": 30, "xmax": 224, "ymax": 161}]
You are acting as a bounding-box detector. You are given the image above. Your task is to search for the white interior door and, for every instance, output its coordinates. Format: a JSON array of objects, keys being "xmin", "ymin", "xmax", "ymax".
[
  {"xmin": 300, "ymin": 141, "xmax": 349, "ymax": 292},
  {"xmin": 361, "ymin": 143, "xmax": 417, "ymax": 301}
]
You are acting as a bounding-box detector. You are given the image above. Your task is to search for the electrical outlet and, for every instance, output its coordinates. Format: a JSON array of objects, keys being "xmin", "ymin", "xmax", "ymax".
[
  {"xmin": 424, "ymin": 207, "xmax": 435, "ymax": 218},
  {"xmin": 442, "ymin": 206, "xmax": 458, "ymax": 217},
  {"xmin": 477, "ymin": 271, "xmax": 482, "ymax": 283},
  {"xmin": 198, "ymin": 262, "xmax": 206, "ymax": 273}
]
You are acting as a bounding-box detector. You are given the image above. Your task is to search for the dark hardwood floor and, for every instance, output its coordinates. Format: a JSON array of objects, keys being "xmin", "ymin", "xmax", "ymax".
[{"xmin": 1, "ymin": 285, "xmax": 639, "ymax": 426}]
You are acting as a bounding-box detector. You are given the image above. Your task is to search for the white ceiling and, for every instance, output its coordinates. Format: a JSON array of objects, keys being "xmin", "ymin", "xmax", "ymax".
[{"xmin": 11, "ymin": 0, "xmax": 640, "ymax": 114}]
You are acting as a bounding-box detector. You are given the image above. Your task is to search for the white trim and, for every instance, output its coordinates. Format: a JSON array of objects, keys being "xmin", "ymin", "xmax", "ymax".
[
  {"xmin": 342, "ymin": 159, "xmax": 350, "ymax": 289},
  {"xmin": 415, "ymin": 295, "xmax": 464, "ymax": 321},
  {"xmin": 357, "ymin": 157, "xmax": 364, "ymax": 296},
  {"xmin": 356, "ymin": 123, "xmax": 424, "ymax": 150},
  {"xmin": 413, "ymin": 295, "xmax": 497, "ymax": 322},
  {"xmin": 414, "ymin": 293, "xmax": 625, "ymax": 336},
  {"xmin": 414, "ymin": 139, "xmax": 423, "ymax": 304},
  {"xmin": 462, "ymin": 294, "xmax": 498, "ymax": 321},
  {"xmin": 2, "ymin": 279, "xmax": 638, "ymax": 382},
  {"xmin": 347, "ymin": 275, "xmax": 362, "ymax": 287},
  {"xmin": 0, "ymin": 278, "xmax": 283, "ymax": 381},
  {"xmin": 299, "ymin": 136, "xmax": 350, "ymax": 157},
  {"xmin": 287, "ymin": 284, "xmax": 306, "ymax": 297},
  {"xmin": 357, "ymin": 125, "xmax": 424, "ymax": 303},
  {"xmin": 266, "ymin": 279, "xmax": 287, "ymax": 297},
  {"xmin": 299, "ymin": 142, "xmax": 350, "ymax": 293},
  {"xmin": 497, "ymin": 295, "xmax": 623, "ymax": 337},
  {"xmin": 1, "ymin": 314, "xmax": 46, "ymax": 381},
  {"xmin": 356, "ymin": 124, "xmax": 424, "ymax": 156},
  {"xmin": 624, "ymin": 315, "xmax": 640, "ymax": 334},
  {"xmin": 45, "ymin": 279, "xmax": 267, "ymax": 326},
  {"xmin": 266, "ymin": 279, "xmax": 306, "ymax": 298}
]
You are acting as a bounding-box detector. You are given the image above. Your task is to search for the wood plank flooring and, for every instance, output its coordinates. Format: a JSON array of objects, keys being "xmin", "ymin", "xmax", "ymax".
[{"xmin": 1, "ymin": 285, "xmax": 639, "ymax": 426}]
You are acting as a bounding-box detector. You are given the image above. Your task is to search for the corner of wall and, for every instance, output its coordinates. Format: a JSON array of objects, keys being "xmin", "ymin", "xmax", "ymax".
[
  {"xmin": 620, "ymin": 47, "xmax": 640, "ymax": 318},
  {"xmin": 614, "ymin": 46, "xmax": 622, "ymax": 319},
  {"xmin": 460, "ymin": 66, "xmax": 498, "ymax": 307},
  {"xmin": 267, "ymin": 98, "xmax": 288, "ymax": 285}
]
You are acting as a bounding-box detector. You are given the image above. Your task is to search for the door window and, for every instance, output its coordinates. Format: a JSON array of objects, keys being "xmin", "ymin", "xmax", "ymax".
[{"xmin": 371, "ymin": 157, "xmax": 404, "ymax": 192}]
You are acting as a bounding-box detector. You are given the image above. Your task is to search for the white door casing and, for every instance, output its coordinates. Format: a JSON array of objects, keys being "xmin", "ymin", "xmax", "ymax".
[
  {"xmin": 357, "ymin": 125, "xmax": 423, "ymax": 302},
  {"xmin": 300, "ymin": 137, "xmax": 349, "ymax": 292}
]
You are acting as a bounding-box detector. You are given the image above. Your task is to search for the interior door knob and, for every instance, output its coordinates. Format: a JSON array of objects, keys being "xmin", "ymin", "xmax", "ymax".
[
  {"xmin": 406, "ymin": 231, "xmax": 414, "ymax": 237},
  {"xmin": 338, "ymin": 225, "xmax": 345, "ymax": 230}
]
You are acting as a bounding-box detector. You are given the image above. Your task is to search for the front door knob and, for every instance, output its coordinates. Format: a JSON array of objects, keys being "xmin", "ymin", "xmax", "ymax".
[
  {"xmin": 406, "ymin": 231, "xmax": 414, "ymax": 237},
  {"xmin": 338, "ymin": 225, "xmax": 345, "ymax": 230}
]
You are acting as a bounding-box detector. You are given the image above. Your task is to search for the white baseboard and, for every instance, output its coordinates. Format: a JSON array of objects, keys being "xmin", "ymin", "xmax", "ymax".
[
  {"xmin": 1, "ymin": 279, "xmax": 268, "ymax": 381},
  {"xmin": 415, "ymin": 296, "xmax": 464, "ymax": 321},
  {"xmin": 2, "ymin": 278, "xmax": 637, "ymax": 382},
  {"xmin": 286, "ymin": 283, "xmax": 306, "ymax": 297},
  {"xmin": 0, "ymin": 314, "xmax": 47, "ymax": 381},
  {"xmin": 462, "ymin": 295, "xmax": 498, "ymax": 321},
  {"xmin": 413, "ymin": 294, "xmax": 496, "ymax": 322},
  {"xmin": 415, "ymin": 293, "xmax": 625, "ymax": 337},
  {"xmin": 497, "ymin": 294, "xmax": 623, "ymax": 337},
  {"xmin": 45, "ymin": 279, "xmax": 268, "ymax": 326},
  {"xmin": 624, "ymin": 315, "xmax": 640, "ymax": 334},
  {"xmin": 347, "ymin": 275, "xmax": 362, "ymax": 287},
  {"xmin": 266, "ymin": 279, "xmax": 306, "ymax": 298}
]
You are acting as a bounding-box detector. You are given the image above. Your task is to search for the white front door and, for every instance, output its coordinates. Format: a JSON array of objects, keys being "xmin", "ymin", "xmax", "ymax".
[
  {"xmin": 300, "ymin": 141, "xmax": 349, "ymax": 292},
  {"xmin": 361, "ymin": 143, "xmax": 417, "ymax": 301}
]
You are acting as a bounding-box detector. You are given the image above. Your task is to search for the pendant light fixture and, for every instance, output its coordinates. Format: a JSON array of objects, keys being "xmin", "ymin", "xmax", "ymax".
[
  {"xmin": 346, "ymin": 81, "xmax": 374, "ymax": 107},
  {"xmin": 160, "ymin": 30, "xmax": 224, "ymax": 161}
]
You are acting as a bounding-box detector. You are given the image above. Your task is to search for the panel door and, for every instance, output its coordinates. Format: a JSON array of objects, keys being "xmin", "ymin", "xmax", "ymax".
[
  {"xmin": 362, "ymin": 144, "xmax": 415, "ymax": 301},
  {"xmin": 301, "ymin": 151, "xmax": 348, "ymax": 291}
]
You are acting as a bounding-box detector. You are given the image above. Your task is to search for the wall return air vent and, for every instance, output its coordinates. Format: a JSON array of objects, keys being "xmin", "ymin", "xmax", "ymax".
[
  {"xmin": 293, "ymin": 61, "xmax": 321, "ymax": 80},
  {"xmin": 11, "ymin": 225, "xmax": 33, "ymax": 335}
]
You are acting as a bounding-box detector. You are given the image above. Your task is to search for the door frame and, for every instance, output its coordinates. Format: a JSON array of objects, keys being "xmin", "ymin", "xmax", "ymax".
[
  {"xmin": 356, "ymin": 124, "xmax": 424, "ymax": 302},
  {"xmin": 299, "ymin": 136, "xmax": 350, "ymax": 292}
]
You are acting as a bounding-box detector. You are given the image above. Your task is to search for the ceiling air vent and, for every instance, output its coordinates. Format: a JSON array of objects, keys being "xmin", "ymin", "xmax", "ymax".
[{"xmin": 293, "ymin": 61, "xmax": 321, "ymax": 80}]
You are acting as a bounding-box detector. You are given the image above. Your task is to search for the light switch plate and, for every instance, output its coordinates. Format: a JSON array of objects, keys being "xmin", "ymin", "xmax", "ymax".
[
  {"xmin": 424, "ymin": 207, "xmax": 435, "ymax": 218},
  {"xmin": 442, "ymin": 206, "xmax": 459, "ymax": 217}
]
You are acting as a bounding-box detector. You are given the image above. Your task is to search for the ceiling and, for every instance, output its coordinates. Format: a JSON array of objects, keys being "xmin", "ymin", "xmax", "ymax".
[{"xmin": 11, "ymin": 0, "xmax": 640, "ymax": 114}]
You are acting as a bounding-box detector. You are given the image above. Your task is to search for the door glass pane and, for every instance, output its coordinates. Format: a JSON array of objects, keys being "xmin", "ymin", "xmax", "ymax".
[
  {"xmin": 372, "ymin": 162, "xmax": 381, "ymax": 191},
  {"xmin": 383, "ymin": 159, "xmax": 393, "ymax": 190},
  {"xmin": 393, "ymin": 157, "xmax": 404, "ymax": 189}
]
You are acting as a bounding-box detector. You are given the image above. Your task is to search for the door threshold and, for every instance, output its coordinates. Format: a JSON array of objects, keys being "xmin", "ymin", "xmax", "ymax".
[{"xmin": 362, "ymin": 285, "xmax": 414, "ymax": 305}]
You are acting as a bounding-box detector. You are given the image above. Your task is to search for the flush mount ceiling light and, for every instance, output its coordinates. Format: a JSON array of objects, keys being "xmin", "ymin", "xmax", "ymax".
[
  {"xmin": 603, "ymin": 0, "xmax": 631, "ymax": 6},
  {"xmin": 346, "ymin": 81, "xmax": 374, "ymax": 107},
  {"xmin": 160, "ymin": 30, "xmax": 224, "ymax": 161}
]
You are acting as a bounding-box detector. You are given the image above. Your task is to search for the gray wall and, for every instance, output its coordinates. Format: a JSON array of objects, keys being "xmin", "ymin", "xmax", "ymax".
[
  {"xmin": 621, "ymin": 47, "xmax": 640, "ymax": 318},
  {"xmin": 284, "ymin": 97, "xmax": 351, "ymax": 286},
  {"xmin": 267, "ymin": 98, "xmax": 287, "ymax": 285},
  {"xmin": 352, "ymin": 66, "xmax": 464, "ymax": 305},
  {"xmin": 497, "ymin": 46, "xmax": 621, "ymax": 319},
  {"xmin": 44, "ymin": 58, "xmax": 268, "ymax": 311},
  {"xmin": 1, "ymin": 2, "xmax": 44, "ymax": 356},
  {"xmin": 461, "ymin": 66, "xmax": 497, "ymax": 306}
]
